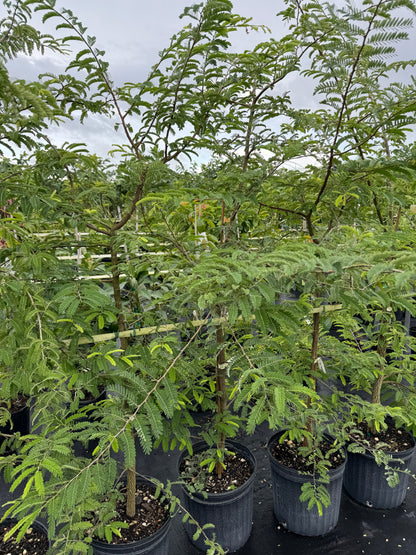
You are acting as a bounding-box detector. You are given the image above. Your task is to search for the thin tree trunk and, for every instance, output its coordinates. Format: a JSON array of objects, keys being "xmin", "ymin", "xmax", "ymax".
[
  {"xmin": 215, "ymin": 204, "xmax": 227, "ymax": 477},
  {"xmin": 110, "ymin": 244, "xmax": 128, "ymax": 351},
  {"xmin": 394, "ymin": 205, "xmax": 402, "ymax": 232},
  {"xmin": 303, "ymin": 311, "xmax": 320, "ymax": 447},
  {"xmin": 371, "ymin": 375, "xmax": 383, "ymax": 405},
  {"xmin": 215, "ymin": 322, "xmax": 227, "ymax": 477},
  {"xmin": 370, "ymin": 332, "xmax": 387, "ymax": 432},
  {"xmin": 374, "ymin": 332, "xmax": 387, "ymax": 406},
  {"xmin": 126, "ymin": 467, "xmax": 136, "ymax": 518},
  {"xmin": 110, "ymin": 242, "xmax": 135, "ymax": 516}
]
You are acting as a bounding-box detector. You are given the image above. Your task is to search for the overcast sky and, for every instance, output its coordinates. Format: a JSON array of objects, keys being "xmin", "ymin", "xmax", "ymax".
[
  {"xmin": 6, "ymin": 0, "xmax": 416, "ymax": 159},
  {"xmin": 5, "ymin": 1, "xmax": 292, "ymax": 157}
]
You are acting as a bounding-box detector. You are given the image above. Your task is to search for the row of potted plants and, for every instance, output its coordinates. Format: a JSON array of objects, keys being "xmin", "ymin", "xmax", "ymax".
[
  {"xmin": 1, "ymin": 0, "xmax": 416, "ymax": 552},
  {"xmin": 1, "ymin": 236, "xmax": 416, "ymax": 554}
]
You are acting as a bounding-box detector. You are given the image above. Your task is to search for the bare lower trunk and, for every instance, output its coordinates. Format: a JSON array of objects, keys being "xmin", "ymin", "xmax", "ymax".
[
  {"xmin": 303, "ymin": 311, "xmax": 320, "ymax": 448},
  {"xmin": 110, "ymin": 244, "xmax": 128, "ymax": 351},
  {"xmin": 126, "ymin": 466, "xmax": 136, "ymax": 518},
  {"xmin": 370, "ymin": 332, "xmax": 387, "ymax": 432},
  {"xmin": 371, "ymin": 375, "xmax": 383, "ymax": 405},
  {"xmin": 111, "ymin": 242, "xmax": 135, "ymax": 515},
  {"xmin": 215, "ymin": 322, "xmax": 227, "ymax": 477}
]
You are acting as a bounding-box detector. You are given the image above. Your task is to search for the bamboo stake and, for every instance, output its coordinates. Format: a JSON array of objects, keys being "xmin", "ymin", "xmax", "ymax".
[{"xmin": 63, "ymin": 304, "xmax": 343, "ymax": 345}]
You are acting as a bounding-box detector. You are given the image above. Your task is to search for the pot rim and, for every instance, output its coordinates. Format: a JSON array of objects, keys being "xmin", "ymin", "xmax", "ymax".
[
  {"xmin": 91, "ymin": 476, "xmax": 172, "ymax": 549},
  {"xmin": 91, "ymin": 516, "xmax": 171, "ymax": 550},
  {"xmin": 178, "ymin": 439, "xmax": 257, "ymax": 501},
  {"xmin": 347, "ymin": 421, "xmax": 415, "ymax": 458},
  {"xmin": 347, "ymin": 440, "xmax": 415, "ymax": 460},
  {"xmin": 267, "ymin": 430, "xmax": 347, "ymax": 481},
  {"xmin": 0, "ymin": 518, "xmax": 50, "ymax": 548}
]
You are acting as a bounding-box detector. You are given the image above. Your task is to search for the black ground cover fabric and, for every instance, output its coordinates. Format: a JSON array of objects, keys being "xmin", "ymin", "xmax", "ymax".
[{"xmin": 1, "ymin": 418, "xmax": 415, "ymax": 554}]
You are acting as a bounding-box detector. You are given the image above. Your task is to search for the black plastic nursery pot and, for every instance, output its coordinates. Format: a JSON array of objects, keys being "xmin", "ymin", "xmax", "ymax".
[
  {"xmin": 91, "ymin": 478, "xmax": 172, "ymax": 555},
  {"xmin": 69, "ymin": 388, "xmax": 106, "ymax": 458},
  {"xmin": 343, "ymin": 438, "xmax": 416, "ymax": 509},
  {"xmin": 0, "ymin": 399, "xmax": 30, "ymax": 454},
  {"xmin": 68, "ymin": 387, "xmax": 107, "ymax": 414},
  {"xmin": 179, "ymin": 440, "xmax": 257, "ymax": 553},
  {"xmin": 77, "ymin": 387, "xmax": 107, "ymax": 407},
  {"xmin": 267, "ymin": 431, "xmax": 347, "ymax": 537},
  {"xmin": 0, "ymin": 518, "xmax": 50, "ymax": 553},
  {"xmin": 91, "ymin": 518, "xmax": 171, "ymax": 555},
  {"xmin": 0, "ymin": 400, "xmax": 30, "ymax": 437}
]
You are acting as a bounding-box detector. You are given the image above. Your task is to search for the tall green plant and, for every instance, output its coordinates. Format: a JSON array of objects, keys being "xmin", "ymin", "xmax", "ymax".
[
  {"xmin": 260, "ymin": 0, "xmax": 416, "ymax": 239},
  {"xmin": 0, "ymin": 1, "xmax": 271, "ymax": 552},
  {"xmin": 2, "ymin": 0, "xmax": 416, "ymax": 550},
  {"xmin": 328, "ymin": 231, "xmax": 416, "ymax": 435}
]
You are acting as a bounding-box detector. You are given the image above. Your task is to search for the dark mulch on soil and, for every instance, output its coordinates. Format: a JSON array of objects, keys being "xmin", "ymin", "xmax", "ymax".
[
  {"xmin": 180, "ymin": 450, "xmax": 253, "ymax": 493},
  {"xmin": 107, "ymin": 483, "xmax": 170, "ymax": 544},
  {"xmin": 349, "ymin": 421, "xmax": 415, "ymax": 453},
  {"xmin": 0, "ymin": 522, "xmax": 48, "ymax": 555},
  {"xmin": 270, "ymin": 435, "xmax": 345, "ymax": 473},
  {"xmin": 0, "ymin": 395, "xmax": 28, "ymax": 414}
]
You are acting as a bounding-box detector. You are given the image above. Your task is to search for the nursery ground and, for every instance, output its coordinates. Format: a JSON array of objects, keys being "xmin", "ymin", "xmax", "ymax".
[{"xmin": 142, "ymin": 420, "xmax": 416, "ymax": 555}]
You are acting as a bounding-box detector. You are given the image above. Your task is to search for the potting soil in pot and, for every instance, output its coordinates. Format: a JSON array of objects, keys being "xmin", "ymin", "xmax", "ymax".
[
  {"xmin": 0, "ymin": 396, "xmax": 30, "ymax": 455},
  {"xmin": 179, "ymin": 449, "xmax": 253, "ymax": 493},
  {"xmin": 269, "ymin": 435, "xmax": 345, "ymax": 473},
  {"xmin": 348, "ymin": 421, "xmax": 414, "ymax": 453},
  {"xmin": 91, "ymin": 481, "xmax": 172, "ymax": 555},
  {"xmin": 100, "ymin": 483, "xmax": 170, "ymax": 545},
  {"xmin": 179, "ymin": 441, "xmax": 256, "ymax": 553},
  {"xmin": 0, "ymin": 521, "xmax": 49, "ymax": 555},
  {"xmin": 0, "ymin": 395, "xmax": 30, "ymax": 435}
]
